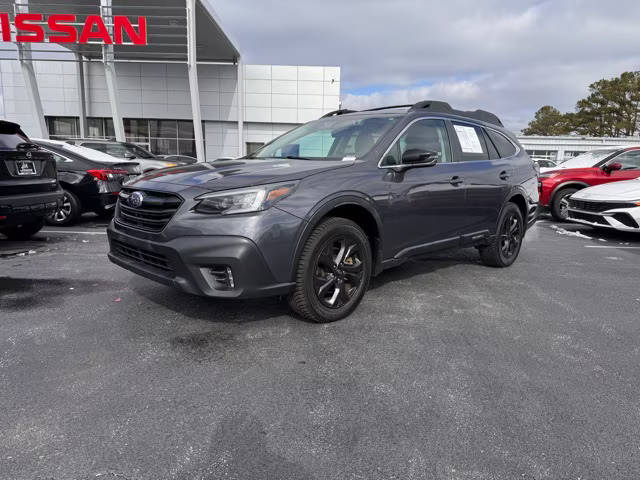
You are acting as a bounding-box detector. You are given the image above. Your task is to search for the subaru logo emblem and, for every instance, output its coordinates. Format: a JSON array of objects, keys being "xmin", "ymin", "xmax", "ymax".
[
  {"xmin": 25, "ymin": 151, "xmax": 32, "ymax": 158},
  {"xmin": 128, "ymin": 191, "xmax": 144, "ymax": 208}
]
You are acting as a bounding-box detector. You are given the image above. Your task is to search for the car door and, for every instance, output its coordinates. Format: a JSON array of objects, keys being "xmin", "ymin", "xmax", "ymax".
[
  {"xmin": 380, "ymin": 118, "xmax": 470, "ymax": 257},
  {"xmin": 608, "ymin": 149, "xmax": 640, "ymax": 180},
  {"xmin": 448, "ymin": 121, "xmax": 515, "ymax": 235}
]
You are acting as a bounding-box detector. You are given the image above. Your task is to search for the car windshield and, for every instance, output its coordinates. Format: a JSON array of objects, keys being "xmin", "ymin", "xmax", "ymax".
[
  {"xmin": 124, "ymin": 143, "xmax": 155, "ymax": 159},
  {"xmin": 249, "ymin": 114, "xmax": 401, "ymax": 160},
  {"xmin": 556, "ymin": 149, "xmax": 619, "ymax": 169}
]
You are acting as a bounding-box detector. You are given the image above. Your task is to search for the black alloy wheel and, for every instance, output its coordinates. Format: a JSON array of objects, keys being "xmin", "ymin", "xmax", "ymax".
[
  {"xmin": 499, "ymin": 210, "xmax": 522, "ymax": 260},
  {"xmin": 478, "ymin": 202, "xmax": 525, "ymax": 268},
  {"xmin": 314, "ymin": 236, "xmax": 365, "ymax": 309},
  {"xmin": 289, "ymin": 217, "xmax": 372, "ymax": 323}
]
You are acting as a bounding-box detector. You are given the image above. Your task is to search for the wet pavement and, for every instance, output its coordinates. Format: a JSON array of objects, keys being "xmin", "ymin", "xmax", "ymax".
[{"xmin": 2, "ymin": 216, "xmax": 640, "ymax": 479}]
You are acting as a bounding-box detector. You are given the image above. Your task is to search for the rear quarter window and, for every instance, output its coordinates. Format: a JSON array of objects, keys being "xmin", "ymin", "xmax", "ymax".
[{"xmin": 486, "ymin": 129, "xmax": 517, "ymax": 158}]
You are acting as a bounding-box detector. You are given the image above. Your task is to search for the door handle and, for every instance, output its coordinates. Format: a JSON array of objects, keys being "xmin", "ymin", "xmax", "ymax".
[
  {"xmin": 499, "ymin": 170, "xmax": 510, "ymax": 180},
  {"xmin": 450, "ymin": 176, "xmax": 464, "ymax": 186}
]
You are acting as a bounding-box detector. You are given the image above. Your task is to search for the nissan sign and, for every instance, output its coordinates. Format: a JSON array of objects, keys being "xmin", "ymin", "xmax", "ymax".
[{"xmin": 0, "ymin": 13, "xmax": 147, "ymax": 45}]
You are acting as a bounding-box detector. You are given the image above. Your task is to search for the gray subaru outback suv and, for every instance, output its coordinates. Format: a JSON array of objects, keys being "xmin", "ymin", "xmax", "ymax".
[{"xmin": 107, "ymin": 100, "xmax": 538, "ymax": 322}]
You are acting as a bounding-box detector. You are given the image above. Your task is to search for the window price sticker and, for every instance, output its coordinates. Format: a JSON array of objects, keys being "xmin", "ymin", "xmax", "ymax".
[{"xmin": 454, "ymin": 125, "xmax": 483, "ymax": 153}]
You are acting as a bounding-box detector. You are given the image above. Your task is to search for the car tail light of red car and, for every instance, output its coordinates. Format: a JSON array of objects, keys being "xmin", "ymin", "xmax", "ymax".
[{"xmin": 87, "ymin": 169, "xmax": 130, "ymax": 181}]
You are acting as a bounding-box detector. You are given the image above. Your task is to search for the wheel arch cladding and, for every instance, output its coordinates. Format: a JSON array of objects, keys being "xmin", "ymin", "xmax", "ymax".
[{"xmin": 508, "ymin": 193, "xmax": 527, "ymax": 223}]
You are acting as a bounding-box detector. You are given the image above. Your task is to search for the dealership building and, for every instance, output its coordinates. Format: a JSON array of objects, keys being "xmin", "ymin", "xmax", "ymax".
[{"xmin": 0, "ymin": 0, "xmax": 340, "ymax": 160}]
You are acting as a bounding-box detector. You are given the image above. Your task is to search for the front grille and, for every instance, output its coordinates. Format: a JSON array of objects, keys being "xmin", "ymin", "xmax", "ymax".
[
  {"xmin": 116, "ymin": 189, "xmax": 182, "ymax": 232},
  {"xmin": 111, "ymin": 239, "xmax": 172, "ymax": 272},
  {"xmin": 567, "ymin": 210, "xmax": 609, "ymax": 225},
  {"xmin": 568, "ymin": 199, "xmax": 634, "ymax": 212}
]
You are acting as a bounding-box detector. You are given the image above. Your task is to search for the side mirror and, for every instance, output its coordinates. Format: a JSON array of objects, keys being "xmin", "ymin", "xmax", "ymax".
[
  {"xmin": 602, "ymin": 162, "xmax": 622, "ymax": 173},
  {"xmin": 124, "ymin": 153, "xmax": 137, "ymax": 160},
  {"xmin": 402, "ymin": 149, "xmax": 438, "ymax": 166}
]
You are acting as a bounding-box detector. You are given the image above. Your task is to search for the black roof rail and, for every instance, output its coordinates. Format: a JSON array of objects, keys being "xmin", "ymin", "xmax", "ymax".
[
  {"xmin": 321, "ymin": 109, "xmax": 356, "ymax": 118},
  {"xmin": 363, "ymin": 104, "xmax": 413, "ymax": 112},
  {"xmin": 408, "ymin": 100, "xmax": 503, "ymax": 127}
]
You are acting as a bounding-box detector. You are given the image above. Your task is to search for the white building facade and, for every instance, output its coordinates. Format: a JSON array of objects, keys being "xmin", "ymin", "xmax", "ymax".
[
  {"xmin": 517, "ymin": 135, "xmax": 640, "ymax": 162},
  {"xmin": 0, "ymin": 61, "xmax": 341, "ymax": 160},
  {"xmin": 0, "ymin": 0, "xmax": 340, "ymax": 161}
]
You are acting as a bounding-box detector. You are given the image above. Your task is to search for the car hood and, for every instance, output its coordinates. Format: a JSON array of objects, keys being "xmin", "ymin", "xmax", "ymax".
[
  {"xmin": 572, "ymin": 178, "xmax": 640, "ymax": 201},
  {"xmin": 126, "ymin": 158, "xmax": 354, "ymax": 191}
]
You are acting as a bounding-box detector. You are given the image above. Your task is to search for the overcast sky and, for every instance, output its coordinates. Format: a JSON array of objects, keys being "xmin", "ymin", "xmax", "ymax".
[{"xmin": 212, "ymin": 0, "xmax": 640, "ymax": 133}]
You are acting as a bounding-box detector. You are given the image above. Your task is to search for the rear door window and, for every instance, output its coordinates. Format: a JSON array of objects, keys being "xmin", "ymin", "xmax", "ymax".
[
  {"xmin": 486, "ymin": 129, "xmax": 517, "ymax": 158},
  {"xmin": 450, "ymin": 122, "xmax": 489, "ymax": 161}
]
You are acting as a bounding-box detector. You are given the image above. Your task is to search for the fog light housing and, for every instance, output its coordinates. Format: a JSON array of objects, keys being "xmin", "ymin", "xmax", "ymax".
[{"xmin": 204, "ymin": 265, "xmax": 235, "ymax": 290}]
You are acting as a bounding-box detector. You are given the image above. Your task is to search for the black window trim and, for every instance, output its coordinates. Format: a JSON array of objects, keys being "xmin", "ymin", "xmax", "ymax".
[
  {"xmin": 377, "ymin": 116, "xmax": 454, "ymax": 169},
  {"xmin": 378, "ymin": 116, "xmax": 520, "ymax": 168}
]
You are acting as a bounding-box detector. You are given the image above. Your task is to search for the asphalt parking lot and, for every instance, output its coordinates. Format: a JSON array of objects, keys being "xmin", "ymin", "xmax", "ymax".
[{"xmin": 2, "ymin": 216, "xmax": 640, "ymax": 480}]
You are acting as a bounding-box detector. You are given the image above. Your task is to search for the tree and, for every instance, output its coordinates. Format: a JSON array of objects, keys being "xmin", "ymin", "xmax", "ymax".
[
  {"xmin": 523, "ymin": 71, "xmax": 640, "ymax": 137},
  {"xmin": 522, "ymin": 106, "xmax": 571, "ymax": 136},
  {"xmin": 572, "ymin": 72, "xmax": 640, "ymax": 137}
]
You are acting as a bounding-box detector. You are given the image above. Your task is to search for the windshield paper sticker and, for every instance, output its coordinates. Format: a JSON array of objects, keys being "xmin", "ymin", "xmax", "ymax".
[{"xmin": 454, "ymin": 125, "xmax": 483, "ymax": 153}]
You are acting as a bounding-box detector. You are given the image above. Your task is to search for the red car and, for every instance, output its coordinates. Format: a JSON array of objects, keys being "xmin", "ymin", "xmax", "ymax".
[{"xmin": 539, "ymin": 146, "xmax": 640, "ymax": 220}]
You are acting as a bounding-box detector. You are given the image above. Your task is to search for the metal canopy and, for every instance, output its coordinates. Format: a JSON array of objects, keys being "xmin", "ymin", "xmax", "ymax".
[{"xmin": 4, "ymin": 0, "xmax": 241, "ymax": 64}]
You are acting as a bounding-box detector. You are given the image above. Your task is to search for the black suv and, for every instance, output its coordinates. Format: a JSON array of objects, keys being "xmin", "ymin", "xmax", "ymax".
[
  {"xmin": 0, "ymin": 121, "xmax": 62, "ymax": 240},
  {"xmin": 108, "ymin": 101, "xmax": 539, "ymax": 322}
]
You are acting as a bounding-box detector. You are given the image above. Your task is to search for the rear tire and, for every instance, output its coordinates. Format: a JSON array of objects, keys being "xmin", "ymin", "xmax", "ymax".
[
  {"xmin": 479, "ymin": 203, "xmax": 524, "ymax": 268},
  {"xmin": 551, "ymin": 187, "xmax": 579, "ymax": 221},
  {"xmin": 0, "ymin": 218, "xmax": 44, "ymax": 240},
  {"xmin": 288, "ymin": 217, "xmax": 372, "ymax": 323},
  {"xmin": 46, "ymin": 190, "xmax": 80, "ymax": 226}
]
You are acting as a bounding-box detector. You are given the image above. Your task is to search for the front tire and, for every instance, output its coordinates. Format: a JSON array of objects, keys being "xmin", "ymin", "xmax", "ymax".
[
  {"xmin": 288, "ymin": 217, "xmax": 372, "ymax": 323},
  {"xmin": 479, "ymin": 203, "xmax": 525, "ymax": 268},
  {"xmin": 551, "ymin": 187, "xmax": 579, "ymax": 221},
  {"xmin": 0, "ymin": 218, "xmax": 44, "ymax": 240},
  {"xmin": 46, "ymin": 190, "xmax": 80, "ymax": 226}
]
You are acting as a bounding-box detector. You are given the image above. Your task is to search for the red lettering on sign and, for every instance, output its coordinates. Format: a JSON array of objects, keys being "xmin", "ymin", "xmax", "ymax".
[
  {"xmin": 0, "ymin": 13, "xmax": 10, "ymax": 42},
  {"xmin": 48, "ymin": 14, "xmax": 77, "ymax": 43},
  {"xmin": 15, "ymin": 13, "xmax": 45, "ymax": 42},
  {"xmin": 114, "ymin": 16, "xmax": 147, "ymax": 45},
  {"xmin": 79, "ymin": 15, "xmax": 112, "ymax": 44}
]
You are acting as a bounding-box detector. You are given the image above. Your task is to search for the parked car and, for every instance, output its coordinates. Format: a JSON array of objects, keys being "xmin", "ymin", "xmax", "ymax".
[
  {"xmin": 107, "ymin": 100, "xmax": 538, "ymax": 323},
  {"xmin": 538, "ymin": 146, "xmax": 640, "ymax": 220},
  {"xmin": 33, "ymin": 139, "xmax": 141, "ymax": 226},
  {"xmin": 158, "ymin": 154, "xmax": 198, "ymax": 165},
  {"xmin": 66, "ymin": 139, "xmax": 183, "ymax": 172},
  {"xmin": 534, "ymin": 159, "xmax": 557, "ymax": 173},
  {"xmin": 0, "ymin": 121, "xmax": 63, "ymax": 240},
  {"xmin": 566, "ymin": 179, "xmax": 640, "ymax": 232}
]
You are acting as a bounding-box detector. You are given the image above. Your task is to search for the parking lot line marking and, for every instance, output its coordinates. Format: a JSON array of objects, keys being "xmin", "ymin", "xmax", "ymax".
[
  {"xmin": 41, "ymin": 229, "xmax": 107, "ymax": 235},
  {"xmin": 584, "ymin": 245, "xmax": 640, "ymax": 249}
]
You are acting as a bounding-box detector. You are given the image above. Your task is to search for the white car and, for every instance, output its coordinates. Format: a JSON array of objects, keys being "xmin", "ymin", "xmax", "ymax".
[
  {"xmin": 567, "ymin": 179, "xmax": 640, "ymax": 232},
  {"xmin": 68, "ymin": 139, "xmax": 182, "ymax": 172}
]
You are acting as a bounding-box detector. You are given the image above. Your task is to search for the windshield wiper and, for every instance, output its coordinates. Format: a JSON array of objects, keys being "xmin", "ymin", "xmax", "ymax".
[{"xmin": 284, "ymin": 155, "xmax": 316, "ymax": 160}]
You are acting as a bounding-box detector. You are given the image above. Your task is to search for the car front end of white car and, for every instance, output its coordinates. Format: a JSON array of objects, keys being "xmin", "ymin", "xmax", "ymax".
[{"xmin": 567, "ymin": 180, "xmax": 640, "ymax": 232}]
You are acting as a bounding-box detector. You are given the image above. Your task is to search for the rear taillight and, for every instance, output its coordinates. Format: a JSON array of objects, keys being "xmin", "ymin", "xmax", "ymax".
[{"xmin": 87, "ymin": 169, "xmax": 129, "ymax": 181}]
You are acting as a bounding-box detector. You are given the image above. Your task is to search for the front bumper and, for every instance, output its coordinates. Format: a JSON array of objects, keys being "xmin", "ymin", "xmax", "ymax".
[
  {"xmin": 567, "ymin": 207, "xmax": 640, "ymax": 232},
  {"xmin": 107, "ymin": 222, "xmax": 295, "ymax": 298},
  {"xmin": 0, "ymin": 189, "xmax": 63, "ymax": 225}
]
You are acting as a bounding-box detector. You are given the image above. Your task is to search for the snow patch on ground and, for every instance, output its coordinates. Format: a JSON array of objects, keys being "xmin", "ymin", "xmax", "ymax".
[{"xmin": 549, "ymin": 225, "xmax": 592, "ymax": 239}]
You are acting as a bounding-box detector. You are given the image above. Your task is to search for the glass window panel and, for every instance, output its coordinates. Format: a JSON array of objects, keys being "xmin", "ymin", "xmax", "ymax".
[
  {"xmin": 151, "ymin": 138, "xmax": 178, "ymax": 155},
  {"xmin": 124, "ymin": 119, "xmax": 149, "ymax": 138},
  {"xmin": 46, "ymin": 116, "xmax": 78, "ymax": 138},
  {"xmin": 105, "ymin": 119, "xmax": 115, "ymax": 139},
  {"xmin": 87, "ymin": 118, "xmax": 103, "ymax": 137},
  {"xmin": 178, "ymin": 120, "xmax": 194, "ymax": 139},
  {"xmin": 150, "ymin": 120, "xmax": 178, "ymax": 138},
  {"xmin": 178, "ymin": 139, "xmax": 196, "ymax": 157}
]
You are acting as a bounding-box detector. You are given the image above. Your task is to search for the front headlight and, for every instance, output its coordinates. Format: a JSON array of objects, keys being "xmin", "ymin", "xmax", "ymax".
[{"xmin": 193, "ymin": 182, "xmax": 297, "ymax": 215}]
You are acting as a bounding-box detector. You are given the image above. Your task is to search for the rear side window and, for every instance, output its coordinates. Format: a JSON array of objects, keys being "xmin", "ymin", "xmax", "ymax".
[
  {"xmin": 82, "ymin": 143, "xmax": 108, "ymax": 153},
  {"xmin": 0, "ymin": 133, "xmax": 28, "ymax": 150},
  {"xmin": 451, "ymin": 123, "xmax": 489, "ymax": 161},
  {"xmin": 486, "ymin": 129, "xmax": 517, "ymax": 158}
]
